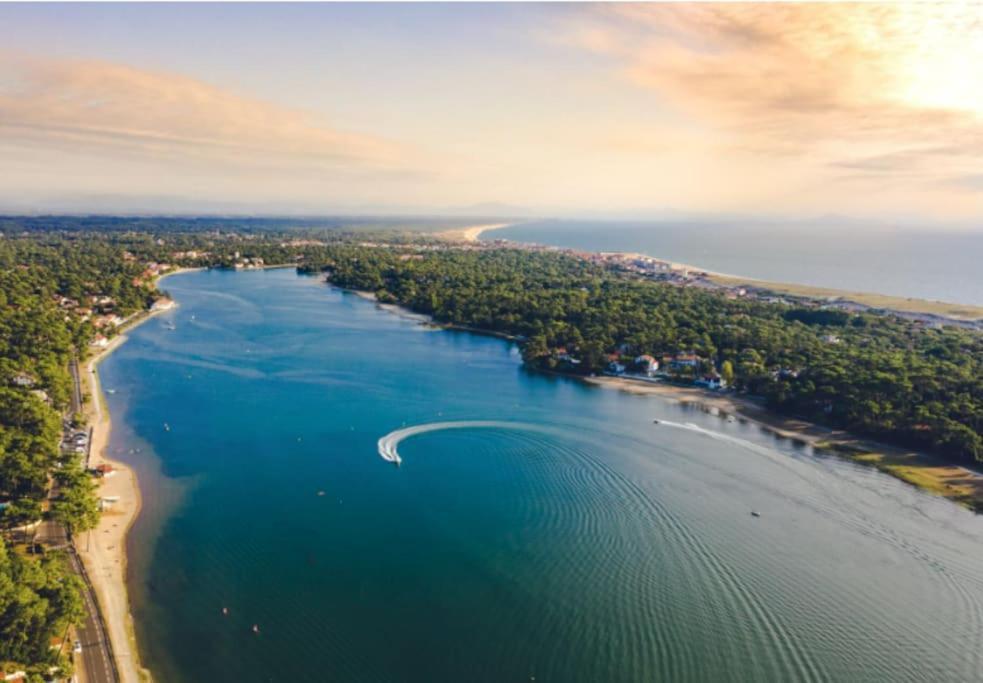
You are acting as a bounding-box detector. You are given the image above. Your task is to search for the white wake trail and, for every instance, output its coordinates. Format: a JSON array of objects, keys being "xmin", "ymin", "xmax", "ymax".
[
  {"xmin": 657, "ymin": 419, "xmax": 781, "ymax": 459},
  {"xmin": 377, "ymin": 420, "xmax": 534, "ymax": 465}
]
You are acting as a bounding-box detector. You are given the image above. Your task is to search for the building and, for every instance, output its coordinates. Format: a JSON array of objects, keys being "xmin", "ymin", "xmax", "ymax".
[
  {"xmin": 694, "ymin": 374, "xmax": 726, "ymax": 390},
  {"xmin": 666, "ymin": 353, "xmax": 701, "ymax": 370},
  {"xmin": 606, "ymin": 361, "xmax": 626, "ymax": 375},
  {"xmin": 152, "ymin": 298, "xmax": 176, "ymax": 311},
  {"xmin": 634, "ymin": 354, "xmax": 659, "ymax": 376},
  {"xmin": 11, "ymin": 373, "xmax": 36, "ymax": 387}
]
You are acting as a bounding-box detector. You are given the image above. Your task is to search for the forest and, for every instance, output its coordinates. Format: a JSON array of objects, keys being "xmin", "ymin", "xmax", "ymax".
[
  {"xmin": 302, "ymin": 247, "xmax": 982, "ymax": 464},
  {"xmin": 0, "ymin": 222, "xmax": 980, "ymax": 674},
  {"xmin": 0, "ymin": 233, "xmax": 153, "ymax": 678}
]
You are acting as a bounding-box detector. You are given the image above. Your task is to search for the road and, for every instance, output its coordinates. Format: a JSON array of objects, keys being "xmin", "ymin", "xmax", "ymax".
[
  {"xmin": 70, "ymin": 357, "xmax": 83, "ymax": 416},
  {"xmin": 41, "ymin": 354, "xmax": 120, "ymax": 683},
  {"xmin": 68, "ymin": 548, "xmax": 119, "ymax": 683}
]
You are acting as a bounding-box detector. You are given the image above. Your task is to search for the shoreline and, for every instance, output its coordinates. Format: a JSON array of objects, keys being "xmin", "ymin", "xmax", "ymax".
[
  {"xmin": 488, "ymin": 238, "xmax": 982, "ymax": 324},
  {"xmin": 435, "ymin": 222, "xmax": 515, "ymax": 242},
  {"xmin": 338, "ymin": 282, "xmax": 983, "ymax": 512},
  {"xmin": 584, "ymin": 374, "xmax": 983, "ymax": 512},
  {"xmin": 76, "ymin": 267, "xmax": 198, "ymax": 682}
]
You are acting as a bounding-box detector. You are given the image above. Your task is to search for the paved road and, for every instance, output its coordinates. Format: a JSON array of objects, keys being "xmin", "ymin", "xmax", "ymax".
[
  {"xmin": 70, "ymin": 357, "xmax": 83, "ymax": 416},
  {"xmin": 52, "ymin": 354, "xmax": 120, "ymax": 683},
  {"xmin": 68, "ymin": 548, "xmax": 118, "ymax": 683}
]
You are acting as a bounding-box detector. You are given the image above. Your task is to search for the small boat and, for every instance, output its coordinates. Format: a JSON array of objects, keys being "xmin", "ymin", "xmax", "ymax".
[
  {"xmin": 751, "ymin": 511, "xmax": 761, "ymax": 518},
  {"xmin": 222, "ymin": 607, "xmax": 229, "ymax": 616},
  {"xmin": 107, "ymin": 389, "xmax": 116, "ymax": 395},
  {"xmin": 317, "ymin": 491, "xmax": 325, "ymax": 497},
  {"xmin": 652, "ymin": 419, "xmax": 660, "ymax": 425},
  {"xmin": 252, "ymin": 624, "xmax": 260, "ymax": 634},
  {"xmin": 163, "ymin": 423, "xmax": 170, "ymax": 432}
]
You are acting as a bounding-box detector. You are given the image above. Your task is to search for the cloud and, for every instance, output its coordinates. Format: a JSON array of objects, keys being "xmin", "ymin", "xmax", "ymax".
[
  {"xmin": 565, "ymin": 3, "xmax": 983, "ymax": 183},
  {"xmin": 0, "ymin": 54, "xmax": 408, "ymax": 173}
]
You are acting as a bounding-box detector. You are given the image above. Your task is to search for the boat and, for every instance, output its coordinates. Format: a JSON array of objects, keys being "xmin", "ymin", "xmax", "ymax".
[
  {"xmin": 652, "ymin": 419, "xmax": 660, "ymax": 424},
  {"xmin": 252, "ymin": 624, "xmax": 260, "ymax": 634},
  {"xmin": 106, "ymin": 389, "xmax": 116, "ymax": 394},
  {"xmin": 751, "ymin": 511, "xmax": 761, "ymax": 518},
  {"xmin": 164, "ymin": 423, "xmax": 170, "ymax": 431}
]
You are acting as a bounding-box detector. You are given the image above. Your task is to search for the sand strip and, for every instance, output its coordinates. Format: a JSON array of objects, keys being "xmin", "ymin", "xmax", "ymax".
[
  {"xmin": 76, "ymin": 269, "xmax": 196, "ymax": 682},
  {"xmin": 435, "ymin": 223, "xmax": 514, "ymax": 242}
]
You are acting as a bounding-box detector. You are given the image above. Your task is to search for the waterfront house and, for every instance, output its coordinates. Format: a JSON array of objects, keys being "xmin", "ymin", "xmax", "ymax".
[
  {"xmin": 694, "ymin": 374, "xmax": 726, "ymax": 390},
  {"xmin": 634, "ymin": 354, "xmax": 660, "ymax": 377},
  {"xmin": 667, "ymin": 353, "xmax": 701, "ymax": 370},
  {"xmin": 606, "ymin": 361, "xmax": 627, "ymax": 375}
]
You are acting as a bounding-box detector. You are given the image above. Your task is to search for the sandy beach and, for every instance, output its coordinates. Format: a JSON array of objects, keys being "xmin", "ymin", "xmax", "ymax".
[
  {"xmin": 435, "ymin": 222, "xmax": 513, "ymax": 242},
  {"xmin": 79, "ymin": 336, "xmax": 146, "ymax": 683},
  {"xmin": 75, "ymin": 271, "xmax": 192, "ymax": 683}
]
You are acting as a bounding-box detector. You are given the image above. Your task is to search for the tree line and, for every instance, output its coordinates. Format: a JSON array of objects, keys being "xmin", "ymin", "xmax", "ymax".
[{"xmin": 302, "ymin": 247, "xmax": 982, "ymax": 463}]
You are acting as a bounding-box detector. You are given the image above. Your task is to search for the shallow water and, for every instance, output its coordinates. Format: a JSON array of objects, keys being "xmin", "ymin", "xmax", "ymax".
[{"xmin": 100, "ymin": 268, "xmax": 983, "ymax": 682}]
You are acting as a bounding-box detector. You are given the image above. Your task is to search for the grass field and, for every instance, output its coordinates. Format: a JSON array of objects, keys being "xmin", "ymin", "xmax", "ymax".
[
  {"xmin": 824, "ymin": 442, "xmax": 983, "ymax": 512},
  {"xmin": 708, "ymin": 274, "xmax": 983, "ymax": 321}
]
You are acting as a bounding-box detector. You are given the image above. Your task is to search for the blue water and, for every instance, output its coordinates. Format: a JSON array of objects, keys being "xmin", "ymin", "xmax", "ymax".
[
  {"xmin": 497, "ymin": 221, "xmax": 983, "ymax": 306},
  {"xmin": 100, "ymin": 268, "xmax": 983, "ymax": 682}
]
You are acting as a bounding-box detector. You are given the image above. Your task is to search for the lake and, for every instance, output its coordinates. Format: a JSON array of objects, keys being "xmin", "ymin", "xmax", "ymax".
[
  {"xmin": 101, "ymin": 268, "xmax": 983, "ymax": 682},
  {"xmin": 496, "ymin": 220, "xmax": 983, "ymax": 306}
]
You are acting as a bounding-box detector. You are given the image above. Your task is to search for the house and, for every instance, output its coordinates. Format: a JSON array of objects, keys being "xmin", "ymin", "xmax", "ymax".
[
  {"xmin": 93, "ymin": 464, "xmax": 116, "ymax": 478},
  {"xmin": 555, "ymin": 348, "xmax": 582, "ymax": 366},
  {"xmin": 92, "ymin": 335, "xmax": 110, "ymax": 348},
  {"xmin": 667, "ymin": 353, "xmax": 701, "ymax": 370},
  {"xmin": 11, "ymin": 373, "xmax": 36, "ymax": 387},
  {"xmin": 774, "ymin": 368, "xmax": 800, "ymax": 380},
  {"xmin": 94, "ymin": 314, "xmax": 124, "ymax": 329},
  {"xmin": 822, "ymin": 334, "xmax": 841, "ymax": 344},
  {"xmin": 634, "ymin": 354, "xmax": 659, "ymax": 376},
  {"xmin": 606, "ymin": 361, "xmax": 626, "ymax": 375},
  {"xmin": 151, "ymin": 298, "xmax": 175, "ymax": 311},
  {"xmin": 694, "ymin": 374, "xmax": 726, "ymax": 390}
]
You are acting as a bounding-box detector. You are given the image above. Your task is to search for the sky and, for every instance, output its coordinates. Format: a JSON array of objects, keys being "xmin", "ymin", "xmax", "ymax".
[{"xmin": 0, "ymin": 2, "xmax": 981, "ymax": 222}]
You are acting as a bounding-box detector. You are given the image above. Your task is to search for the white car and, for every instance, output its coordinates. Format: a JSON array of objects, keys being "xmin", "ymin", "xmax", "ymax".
[{"xmin": 73, "ymin": 640, "xmax": 82, "ymax": 654}]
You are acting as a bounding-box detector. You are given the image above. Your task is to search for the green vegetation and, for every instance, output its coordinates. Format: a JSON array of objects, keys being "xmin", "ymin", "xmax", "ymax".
[
  {"xmin": 303, "ymin": 247, "xmax": 982, "ymax": 464},
  {"xmin": 0, "ymin": 233, "xmax": 155, "ymax": 674},
  {"xmin": 0, "ymin": 218, "xmax": 979, "ymax": 672},
  {"xmin": 0, "ymin": 538, "xmax": 85, "ymax": 680},
  {"xmin": 0, "ymin": 235, "xmax": 151, "ymax": 531}
]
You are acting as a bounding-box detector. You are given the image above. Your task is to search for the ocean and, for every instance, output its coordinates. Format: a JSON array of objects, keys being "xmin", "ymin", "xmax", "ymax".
[
  {"xmin": 495, "ymin": 220, "xmax": 983, "ymax": 306},
  {"xmin": 100, "ymin": 268, "xmax": 983, "ymax": 682}
]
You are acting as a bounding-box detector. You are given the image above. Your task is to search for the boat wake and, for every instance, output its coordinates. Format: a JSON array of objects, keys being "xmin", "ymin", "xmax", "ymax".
[
  {"xmin": 656, "ymin": 419, "xmax": 780, "ymax": 459},
  {"xmin": 377, "ymin": 420, "xmax": 534, "ymax": 465}
]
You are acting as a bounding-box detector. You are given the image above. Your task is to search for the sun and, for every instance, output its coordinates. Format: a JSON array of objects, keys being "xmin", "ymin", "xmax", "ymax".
[{"xmin": 887, "ymin": 4, "xmax": 983, "ymax": 115}]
